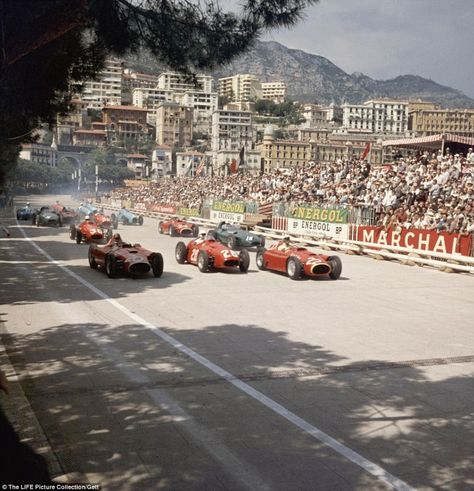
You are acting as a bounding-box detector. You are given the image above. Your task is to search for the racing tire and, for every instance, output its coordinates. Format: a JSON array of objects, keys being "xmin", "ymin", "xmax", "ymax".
[
  {"xmin": 175, "ymin": 242, "xmax": 187, "ymax": 264},
  {"xmin": 259, "ymin": 235, "xmax": 266, "ymax": 247},
  {"xmin": 122, "ymin": 218, "xmax": 129, "ymax": 225},
  {"xmin": 169, "ymin": 225, "xmax": 175, "ymax": 237},
  {"xmin": 192, "ymin": 224, "xmax": 199, "ymax": 237},
  {"xmin": 105, "ymin": 255, "xmax": 117, "ymax": 278},
  {"xmin": 151, "ymin": 253, "xmax": 164, "ymax": 278},
  {"xmin": 36, "ymin": 216, "xmax": 40, "ymax": 227},
  {"xmin": 88, "ymin": 247, "xmax": 98, "ymax": 269},
  {"xmin": 239, "ymin": 249, "xmax": 250, "ymax": 273},
  {"xmin": 105, "ymin": 228, "xmax": 113, "ymax": 241},
  {"xmin": 138, "ymin": 215, "xmax": 144, "ymax": 226},
  {"xmin": 197, "ymin": 250, "xmax": 209, "ymax": 272},
  {"xmin": 57, "ymin": 216, "xmax": 63, "ymax": 227},
  {"xmin": 76, "ymin": 230, "xmax": 82, "ymax": 244},
  {"xmin": 287, "ymin": 256, "xmax": 302, "ymax": 280},
  {"xmin": 69, "ymin": 225, "xmax": 76, "ymax": 240},
  {"xmin": 328, "ymin": 256, "xmax": 342, "ymax": 280},
  {"xmin": 31, "ymin": 214, "xmax": 36, "ymax": 225},
  {"xmin": 227, "ymin": 236, "xmax": 238, "ymax": 250},
  {"xmin": 158, "ymin": 222, "xmax": 164, "ymax": 234},
  {"xmin": 256, "ymin": 248, "xmax": 267, "ymax": 270},
  {"xmin": 112, "ymin": 216, "xmax": 119, "ymax": 229}
]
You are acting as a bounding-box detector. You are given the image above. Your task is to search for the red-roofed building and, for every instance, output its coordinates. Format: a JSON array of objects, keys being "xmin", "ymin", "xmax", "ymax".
[{"xmin": 102, "ymin": 105, "xmax": 149, "ymax": 144}]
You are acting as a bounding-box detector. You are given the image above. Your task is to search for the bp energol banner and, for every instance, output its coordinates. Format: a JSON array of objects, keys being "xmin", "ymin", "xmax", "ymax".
[
  {"xmin": 210, "ymin": 200, "xmax": 245, "ymax": 223},
  {"xmin": 288, "ymin": 206, "xmax": 349, "ymax": 239}
]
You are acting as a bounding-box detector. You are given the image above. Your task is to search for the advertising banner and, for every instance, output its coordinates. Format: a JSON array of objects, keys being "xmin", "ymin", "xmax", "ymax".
[
  {"xmin": 149, "ymin": 204, "xmax": 176, "ymax": 214},
  {"xmin": 356, "ymin": 226, "xmax": 472, "ymax": 256},
  {"xmin": 288, "ymin": 218, "xmax": 349, "ymax": 239},
  {"xmin": 178, "ymin": 206, "xmax": 201, "ymax": 217},
  {"xmin": 211, "ymin": 200, "xmax": 245, "ymax": 223},
  {"xmin": 134, "ymin": 202, "xmax": 147, "ymax": 211},
  {"xmin": 289, "ymin": 206, "xmax": 349, "ymax": 224}
]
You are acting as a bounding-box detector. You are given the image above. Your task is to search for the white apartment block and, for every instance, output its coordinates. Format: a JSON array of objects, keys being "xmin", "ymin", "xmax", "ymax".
[
  {"xmin": 261, "ymin": 82, "xmax": 287, "ymax": 103},
  {"xmin": 342, "ymin": 99, "xmax": 409, "ymax": 134},
  {"xmin": 218, "ymin": 74, "xmax": 262, "ymax": 102},
  {"xmin": 176, "ymin": 151, "xmax": 205, "ymax": 177},
  {"xmin": 20, "ymin": 143, "xmax": 57, "ymax": 166},
  {"xmin": 211, "ymin": 109, "xmax": 254, "ymax": 172},
  {"xmin": 132, "ymin": 87, "xmax": 174, "ymax": 125},
  {"xmin": 79, "ymin": 58, "xmax": 123, "ymax": 109},
  {"xmin": 178, "ymin": 91, "xmax": 218, "ymax": 124},
  {"xmin": 157, "ymin": 72, "xmax": 214, "ymax": 93}
]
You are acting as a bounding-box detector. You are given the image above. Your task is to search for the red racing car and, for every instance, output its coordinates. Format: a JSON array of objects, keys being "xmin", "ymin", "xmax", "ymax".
[
  {"xmin": 256, "ymin": 238, "xmax": 342, "ymax": 280},
  {"xmin": 159, "ymin": 218, "xmax": 199, "ymax": 237},
  {"xmin": 69, "ymin": 216, "xmax": 112, "ymax": 244},
  {"xmin": 175, "ymin": 235, "xmax": 249, "ymax": 273},
  {"xmin": 88, "ymin": 235, "xmax": 164, "ymax": 278},
  {"xmin": 51, "ymin": 202, "xmax": 78, "ymax": 224}
]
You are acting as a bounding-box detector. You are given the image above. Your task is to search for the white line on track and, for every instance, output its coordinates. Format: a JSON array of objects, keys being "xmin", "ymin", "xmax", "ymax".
[{"xmin": 19, "ymin": 224, "xmax": 415, "ymax": 491}]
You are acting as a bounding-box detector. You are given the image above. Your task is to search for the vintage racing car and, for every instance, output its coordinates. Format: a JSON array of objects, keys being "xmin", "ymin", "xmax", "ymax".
[
  {"xmin": 111, "ymin": 208, "xmax": 144, "ymax": 227},
  {"xmin": 256, "ymin": 239, "xmax": 342, "ymax": 280},
  {"xmin": 51, "ymin": 202, "xmax": 78, "ymax": 224},
  {"xmin": 158, "ymin": 218, "xmax": 199, "ymax": 237},
  {"xmin": 77, "ymin": 203, "xmax": 98, "ymax": 219},
  {"xmin": 175, "ymin": 235, "xmax": 250, "ymax": 273},
  {"xmin": 69, "ymin": 216, "xmax": 112, "ymax": 244},
  {"xmin": 33, "ymin": 206, "xmax": 62, "ymax": 227},
  {"xmin": 209, "ymin": 221, "xmax": 265, "ymax": 249},
  {"xmin": 16, "ymin": 204, "xmax": 38, "ymax": 220},
  {"xmin": 88, "ymin": 236, "xmax": 164, "ymax": 278}
]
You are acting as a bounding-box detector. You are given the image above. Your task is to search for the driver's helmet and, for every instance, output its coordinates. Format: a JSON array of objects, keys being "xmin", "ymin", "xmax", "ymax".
[
  {"xmin": 113, "ymin": 233, "xmax": 122, "ymax": 242},
  {"xmin": 26, "ymin": 202, "xmax": 30, "ymax": 206},
  {"xmin": 84, "ymin": 215, "xmax": 90, "ymax": 220},
  {"xmin": 283, "ymin": 236, "xmax": 291, "ymax": 244}
]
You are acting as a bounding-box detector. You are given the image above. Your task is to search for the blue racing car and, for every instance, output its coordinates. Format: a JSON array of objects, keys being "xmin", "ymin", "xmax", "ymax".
[
  {"xmin": 111, "ymin": 209, "xmax": 144, "ymax": 227},
  {"xmin": 16, "ymin": 203, "xmax": 39, "ymax": 220}
]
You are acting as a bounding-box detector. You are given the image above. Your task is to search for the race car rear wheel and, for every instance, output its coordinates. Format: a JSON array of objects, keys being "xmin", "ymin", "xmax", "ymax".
[
  {"xmin": 76, "ymin": 230, "xmax": 82, "ymax": 244},
  {"xmin": 192, "ymin": 224, "xmax": 199, "ymax": 237},
  {"xmin": 88, "ymin": 247, "xmax": 98, "ymax": 269},
  {"xmin": 175, "ymin": 242, "xmax": 187, "ymax": 264},
  {"xmin": 69, "ymin": 225, "xmax": 76, "ymax": 240},
  {"xmin": 151, "ymin": 253, "xmax": 164, "ymax": 278},
  {"xmin": 122, "ymin": 218, "xmax": 129, "ymax": 225},
  {"xmin": 259, "ymin": 235, "xmax": 266, "ymax": 247},
  {"xmin": 31, "ymin": 214, "xmax": 36, "ymax": 225},
  {"xmin": 169, "ymin": 225, "xmax": 175, "ymax": 237},
  {"xmin": 227, "ymin": 236, "xmax": 238, "ymax": 250},
  {"xmin": 138, "ymin": 215, "xmax": 144, "ymax": 226},
  {"xmin": 197, "ymin": 250, "xmax": 209, "ymax": 272},
  {"xmin": 158, "ymin": 222, "xmax": 164, "ymax": 234},
  {"xmin": 256, "ymin": 248, "xmax": 267, "ymax": 270},
  {"xmin": 328, "ymin": 256, "xmax": 342, "ymax": 280},
  {"xmin": 105, "ymin": 255, "xmax": 117, "ymax": 278},
  {"xmin": 239, "ymin": 249, "xmax": 250, "ymax": 273},
  {"xmin": 287, "ymin": 257, "xmax": 302, "ymax": 280},
  {"xmin": 105, "ymin": 228, "xmax": 113, "ymax": 241}
]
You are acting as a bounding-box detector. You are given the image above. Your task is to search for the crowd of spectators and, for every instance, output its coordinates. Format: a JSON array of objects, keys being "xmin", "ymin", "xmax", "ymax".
[{"xmin": 110, "ymin": 149, "xmax": 474, "ymax": 235}]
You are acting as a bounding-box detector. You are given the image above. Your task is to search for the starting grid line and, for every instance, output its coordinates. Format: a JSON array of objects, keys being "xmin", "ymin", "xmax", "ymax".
[{"xmin": 18, "ymin": 222, "xmax": 415, "ymax": 491}]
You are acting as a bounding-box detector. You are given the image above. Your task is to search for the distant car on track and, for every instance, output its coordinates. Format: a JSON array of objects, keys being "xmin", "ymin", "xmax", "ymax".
[
  {"xmin": 111, "ymin": 209, "xmax": 144, "ymax": 227},
  {"xmin": 158, "ymin": 218, "xmax": 199, "ymax": 237},
  {"xmin": 51, "ymin": 202, "xmax": 78, "ymax": 225},
  {"xmin": 256, "ymin": 238, "xmax": 342, "ymax": 280},
  {"xmin": 88, "ymin": 234, "xmax": 164, "ymax": 278},
  {"xmin": 209, "ymin": 221, "xmax": 265, "ymax": 249},
  {"xmin": 33, "ymin": 206, "xmax": 62, "ymax": 227},
  {"xmin": 175, "ymin": 234, "xmax": 250, "ymax": 273},
  {"xmin": 16, "ymin": 204, "xmax": 38, "ymax": 221},
  {"xmin": 69, "ymin": 216, "xmax": 112, "ymax": 244}
]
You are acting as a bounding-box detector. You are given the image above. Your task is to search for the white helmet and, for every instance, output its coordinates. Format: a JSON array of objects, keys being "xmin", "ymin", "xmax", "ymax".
[{"xmin": 85, "ymin": 215, "xmax": 90, "ymax": 220}]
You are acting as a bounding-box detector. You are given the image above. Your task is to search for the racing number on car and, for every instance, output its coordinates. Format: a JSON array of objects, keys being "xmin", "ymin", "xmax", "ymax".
[
  {"xmin": 306, "ymin": 257, "xmax": 321, "ymax": 265},
  {"xmin": 190, "ymin": 248, "xmax": 199, "ymax": 263},
  {"xmin": 246, "ymin": 236, "xmax": 254, "ymax": 242},
  {"xmin": 221, "ymin": 250, "xmax": 235, "ymax": 259}
]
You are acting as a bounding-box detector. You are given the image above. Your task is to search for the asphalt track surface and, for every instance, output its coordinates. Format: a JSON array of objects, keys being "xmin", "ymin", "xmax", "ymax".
[{"xmin": 1, "ymin": 194, "xmax": 473, "ymax": 491}]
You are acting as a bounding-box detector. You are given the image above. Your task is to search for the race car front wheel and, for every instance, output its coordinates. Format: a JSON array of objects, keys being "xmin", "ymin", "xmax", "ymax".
[
  {"xmin": 175, "ymin": 242, "xmax": 187, "ymax": 264},
  {"xmin": 76, "ymin": 230, "xmax": 82, "ymax": 244},
  {"xmin": 227, "ymin": 236, "xmax": 238, "ymax": 250},
  {"xmin": 256, "ymin": 248, "xmax": 267, "ymax": 270},
  {"xmin": 88, "ymin": 248, "xmax": 98, "ymax": 269},
  {"xmin": 287, "ymin": 257, "xmax": 302, "ymax": 280},
  {"xmin": 158, "ymin": 222, "xmax": 163, "ymax": 234},
  {"xmin": 151, "ymin": 253, "xmax": 164, "ymax": 278},
  {"xmin": 328, "ymin": 256, "xmax": 342, "ymax": 280},
  {"xmin": 106, "ymin": 255, "xmax": 117, "ymax": 278},
  {"xmin": 69, "ymin": 225, "xmax": 76, "ymax": 240},
  {"xmin": 197, "ymin": 250, "xmax": 209, "ymax": 272},
  {"xmin": 239, "ymin": 249, "xmax": 250, "ymax": 273}
]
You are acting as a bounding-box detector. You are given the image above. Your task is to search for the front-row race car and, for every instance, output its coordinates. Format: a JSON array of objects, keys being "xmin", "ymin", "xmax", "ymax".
[
  {"xmin": 175, "ymin": 235, "xmax": 249, "ymax": 273},
  {"xmin": 69, "ymin": 216, "xmax": 112, "ymax": 244},
  {"xmin": 33, "ymin": 206, "xmax": 62, "ymax": 227},
  {"xmin": 159, "ymin": 218, "xmax": 199, "ymax": 237},
  {"xmin": 111, "ymin": 208, "xmax": 144, "ymax": 227},
  {"xmin": 88, "ymin": 234, "xmax": 164, "ymax": 278},
  {"xmin": 16, "ymin": 203, "xmax": 38, "ymax": 221},
  {"xmin": 209, "ymin": 221, "xmax": 265, "ymax": 249},
  {"xmin": 256, "ymin": 238, "xmax": 342, "ymax": 280}
]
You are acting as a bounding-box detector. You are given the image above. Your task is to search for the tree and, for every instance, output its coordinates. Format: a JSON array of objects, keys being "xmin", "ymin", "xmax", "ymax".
[{"xmin": 0, "ymin": 0, "xmax": 319, "ymax": 184}]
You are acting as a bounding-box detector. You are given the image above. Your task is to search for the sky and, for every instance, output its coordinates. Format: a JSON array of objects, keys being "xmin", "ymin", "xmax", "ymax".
[{"xmin": 229, "ymin": 0, "xmax": 474, "ymax": 98}]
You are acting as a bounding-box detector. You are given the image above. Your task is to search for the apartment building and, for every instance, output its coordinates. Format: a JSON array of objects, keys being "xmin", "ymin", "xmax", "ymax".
[
  {"xmin": 102, "ymin": 105, "xmax": 149, "ymax": 144},
  {"xmin": 342, "ymin": 99, "xmax": 409, "ymax": 134},
  {"xmin": 79, "ymin": 58, "xmax": 123, "ymax": 109},
  {"xmin": 409, "ymin": 108, "xmax": 474, "ymax": 137},
  {"xmin": 152, "ymin": 145, "xmax": 173, "ymax": 177},
  {"xmin": 176, "ymin": 151, "xmax": 206, "ymax": 177},
  {"xmin": 301, "ymin": 103, "xmax": 343, "ymax": 129},
  {"xmin": 218, "ymin": 74, "xmax": 262, "ymax": 102},
  {"xmin": 259, "ymin": 126, "xmax": 312, "ymax": 172},
  {"xmin": 178, "ymin": 91, "xmax": 218, "ymax": 127},
  {"xmin": 19, "ymin": 143, "xmax": 57, "ymax": 166},
  {"xmin": 157, "ymin": 72, "xmax": 214, "ymax": 93},
  {"xmin": 261, "ymin": 82, "xmax": 287, "ymax": 103},
  {"xmin": 211, "ymin": 109, "xmax": 254, "ymax": 173},
  {"xmin": 156, "ymin": 102, "xmax": 193, "ymax": 148}
]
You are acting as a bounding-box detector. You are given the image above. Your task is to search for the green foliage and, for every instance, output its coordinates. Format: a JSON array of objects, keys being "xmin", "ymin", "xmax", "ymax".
[{"xmin": 255, "ymin": 99, "xmax": 305, "ymax": 126}]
